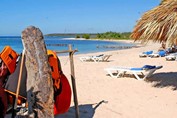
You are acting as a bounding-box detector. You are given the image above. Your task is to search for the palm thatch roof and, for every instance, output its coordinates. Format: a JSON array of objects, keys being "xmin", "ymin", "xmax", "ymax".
[{"xmin": 131, "ymin": 0, "xmax": 177, "ymax": 46}]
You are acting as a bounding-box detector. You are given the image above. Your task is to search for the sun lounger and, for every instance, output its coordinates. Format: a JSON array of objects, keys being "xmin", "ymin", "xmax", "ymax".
[
  {"xmin": 149, "ymin": 50, "xmax": 166, "ymax": 58},
  {"xmin": 165, "ymin": 52, "xmax": 177, "ymax": 61},
  {"xmin": 79, "ymin": 56, "xmax": 93, "ymax": 62},
  {"xmin": 104, "ymin": 65, "xmax": 163, "ymax": 80},
  {"xmin": 139, "ymin": 51, "xmax": 153, "ymax": 57},
  {"xmin": 79, "ymin": 54, "xmax": 103, "ymax": 62},
  {"xmin": 91, "ymin": 54, "xmax": 112, "ymax": 62},
  {"xmin": 80, "ymin": 54, "xmax": 111, "ymax": 62}
]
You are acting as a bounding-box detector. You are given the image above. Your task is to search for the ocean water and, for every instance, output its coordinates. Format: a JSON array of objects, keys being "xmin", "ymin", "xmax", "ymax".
[{"xmin": 0, "ymin": 36, "xmax": 135, "ymax": 56}]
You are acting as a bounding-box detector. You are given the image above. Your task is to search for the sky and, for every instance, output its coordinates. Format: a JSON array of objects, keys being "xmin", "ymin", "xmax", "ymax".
[{"xmin": 0, "ymin": 0, "xmax": 161, "ymax": 36}]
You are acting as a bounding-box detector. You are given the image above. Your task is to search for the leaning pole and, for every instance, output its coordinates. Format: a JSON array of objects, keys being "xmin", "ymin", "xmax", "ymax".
[{"xmin": 21, "ymin": 26, "xmax": 54, "ymax": 117}]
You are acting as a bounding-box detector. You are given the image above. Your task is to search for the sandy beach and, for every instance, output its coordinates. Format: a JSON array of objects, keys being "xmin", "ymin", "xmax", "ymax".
[{"xmin": 56, "ymin": 40, "xmax": 177, "ymax": 118}]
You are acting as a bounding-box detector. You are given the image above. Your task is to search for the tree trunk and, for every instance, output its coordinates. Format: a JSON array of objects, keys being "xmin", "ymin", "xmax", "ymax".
[{"xmin": 21, "ymin": 26, "xmax": 54, "ymax": 118}]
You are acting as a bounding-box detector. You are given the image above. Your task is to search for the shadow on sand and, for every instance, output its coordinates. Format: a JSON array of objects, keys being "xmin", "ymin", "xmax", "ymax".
[
  {"xmin": 146, "ymin": 72, "xmax": 177, "ymax": 90},
  {"xmin": 55, "ymin": 100, "xmax": 108, "ymax": 118}
]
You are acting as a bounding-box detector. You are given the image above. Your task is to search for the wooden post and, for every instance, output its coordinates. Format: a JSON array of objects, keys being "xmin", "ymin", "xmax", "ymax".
[
  {"xmin": 12, "ymin": 50, "xmax": 25, "ymax": 118},
  {"xmin": 14, "ymin": 50, "xmax": 25, "ymax": 107},
  {"xmin": 48, "ymin": 44, "xmax": 80, "ymax": 117},
  {"xmin": 21, "ymin": 26, "xmax": 54, "ymax": 118},
  {"xmin": 68, "ymin": 44, "xmax": 80, "ymax": 118}
]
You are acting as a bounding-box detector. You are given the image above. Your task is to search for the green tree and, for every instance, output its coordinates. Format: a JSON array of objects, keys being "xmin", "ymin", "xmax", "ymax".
[
  {"xmin": 76, "ymin": 35, "xmax": 80, "ymax": 38},
  {"xmin": 82, "ymin": 34, "xmax": 90, "ymax": 39},
  {"xmin": 96, "ymin": 32, "xmax": 131, "ymax": 40}
]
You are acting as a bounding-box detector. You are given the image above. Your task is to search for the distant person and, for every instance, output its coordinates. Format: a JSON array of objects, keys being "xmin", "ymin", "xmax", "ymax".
[
  {"xmin": 166, "ymin": 44, "xmax": 177, "ymax": 53},
  {"xmin": 158, "ymin": 41, "xmax": 166, "ymax": 51},
  {"xmin": 171, "ymin": 44, "xmax": 177, "ymax": 53}
]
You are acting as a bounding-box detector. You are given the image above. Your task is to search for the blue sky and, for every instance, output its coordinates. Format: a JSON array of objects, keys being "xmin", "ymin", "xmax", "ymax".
[{"xmin": 0, "ymin": 0, "xmax": 160, "ymax": 36}]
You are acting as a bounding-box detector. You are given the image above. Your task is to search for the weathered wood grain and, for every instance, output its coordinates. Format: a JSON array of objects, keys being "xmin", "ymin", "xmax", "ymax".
[{"xmin": 21, "ymin": 26, "xmax": 54, "ymax": 118}]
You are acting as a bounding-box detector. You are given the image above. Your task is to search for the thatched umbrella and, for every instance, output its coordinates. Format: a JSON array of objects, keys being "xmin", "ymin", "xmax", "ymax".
[{"xmin": 131, "ymin": 0, "xmax": 177, "ymax": 46}]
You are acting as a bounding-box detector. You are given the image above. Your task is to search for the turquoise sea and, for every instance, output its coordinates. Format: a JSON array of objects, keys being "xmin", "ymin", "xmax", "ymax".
[{"xmin": 0, "ymin": 36, "xmax": 135, "ymax": 56}]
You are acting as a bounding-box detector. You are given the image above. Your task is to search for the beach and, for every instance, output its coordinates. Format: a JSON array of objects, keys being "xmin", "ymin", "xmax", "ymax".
[{"xmin": 56, "ymin": 40, "xmax": 177, "ymax": 118}]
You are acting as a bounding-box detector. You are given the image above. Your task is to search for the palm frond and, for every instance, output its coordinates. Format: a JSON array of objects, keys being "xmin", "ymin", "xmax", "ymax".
[{"xmin": 131, "ymin": 0, "xmax": 177, "ymax": 45}]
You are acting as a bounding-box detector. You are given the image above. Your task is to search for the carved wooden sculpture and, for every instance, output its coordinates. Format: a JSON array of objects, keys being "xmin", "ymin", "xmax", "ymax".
[{"xmin": 21, "ymin": 26, "xmax": 54, "ymax": 118}]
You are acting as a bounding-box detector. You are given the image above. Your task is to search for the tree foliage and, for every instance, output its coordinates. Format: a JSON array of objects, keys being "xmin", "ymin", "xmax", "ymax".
[
  {"xmin": 46, "ymin": 32, "xmax": 131, "ymax": 40},
  {"xmin": 76, "ymin": 35, "xmax": 80, "ymax": 38},
  {"xmin": 96, "ymin": 31, "xmax": 131, "ymax": 40},
  {"xmin": 82, "ymin": 34, "xmax": 90, "ymax": 39}
]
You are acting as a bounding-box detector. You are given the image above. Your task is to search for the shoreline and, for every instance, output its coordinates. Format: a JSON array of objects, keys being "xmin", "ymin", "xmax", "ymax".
[{"xmin": 59, "ymin": 38, "xmax": 141, "ymax": 56}]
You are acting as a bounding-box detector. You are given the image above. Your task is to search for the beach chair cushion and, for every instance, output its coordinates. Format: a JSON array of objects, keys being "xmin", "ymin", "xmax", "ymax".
[
  {"xmin": 158, "ymin": 50, "xmax": 166, "ymax": 57},
  {"xmin": 143, "ymin": 51, "xmax": 153, "ymax": 55},
  {"xmin": 130, "ymin": 65, "xmax": 155, "ymax": 71},
  {"xmin": 139, "ymin": 51, "xmax": 153, "ymax": 57},
  {"xmin": 142, "ymin": 65, "xmax": 156, "ymax": 70}
]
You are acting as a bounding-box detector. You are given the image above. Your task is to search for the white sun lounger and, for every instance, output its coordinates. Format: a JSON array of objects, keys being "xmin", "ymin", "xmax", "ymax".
[
  {"xmin": 149, "ymin": 50, "xmax": 167, "ymax": 58},
  {"xmin": 80, "ymin": 54, "xmax": 111, "ymax": 62},
  {"xmin": 165, "ymin": 52, "xmax": 177, "ymax": 61},
  {"xmin": 91, "ymin": 54, "xmax": 112, "ymax": 62},
  {"xmin": 79, "ymin": 56, "xmax": 92, "ymax": 62},
  {"xmin": 104, "ymin": 65, "xmax": 163, "ymax": 80},
  {"xmin": 139, "ymin": 51, "xmax": 153, "ymax": 57}
]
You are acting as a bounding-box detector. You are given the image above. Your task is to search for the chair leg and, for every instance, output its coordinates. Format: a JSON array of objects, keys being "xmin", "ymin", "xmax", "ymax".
[
  {"xmin": 106, "ymin": 70, "xmax": 116, "ymax": 78},
  {"xmin": 146, "ymin": 69, "xmax": 156, "ymax": 78},
  {"xmin": 116, "ymin": 71, "xmax": 125, "ymax": 78},
  {"xmin": 132, "ymin": 72, "xmax": 143, "ymax": 80},
  {"xmin": 106, "ymin": 69, "xmax": 122, "ymax": 78}
]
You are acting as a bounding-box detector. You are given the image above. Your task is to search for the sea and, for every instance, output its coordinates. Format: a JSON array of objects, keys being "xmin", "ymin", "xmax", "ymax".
[{"xmin": 0, "ymin": 36, "xmax": 135, "ymax": 56}]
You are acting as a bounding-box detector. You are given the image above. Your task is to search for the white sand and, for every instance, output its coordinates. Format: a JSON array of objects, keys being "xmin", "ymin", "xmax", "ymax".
[{"xmin": 56, "ymin": 40, "xmax": 177, "ymax": 118}]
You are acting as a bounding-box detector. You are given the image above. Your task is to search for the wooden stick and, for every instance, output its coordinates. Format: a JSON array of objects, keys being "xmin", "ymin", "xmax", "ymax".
[
  {"xmin": 55, "ymin": 45, "xmax": 80, "ymax": 118},
  {"xmin": 68, "ymin": 44, "xmax": 80, "ymax": 118},
  {"xmin": 55, "ymin": 49, "xmax": 78, "ymax": 54},
  {"xmin": 14, "ymin": 50, "xmax": 25, "ymax": 110}
]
